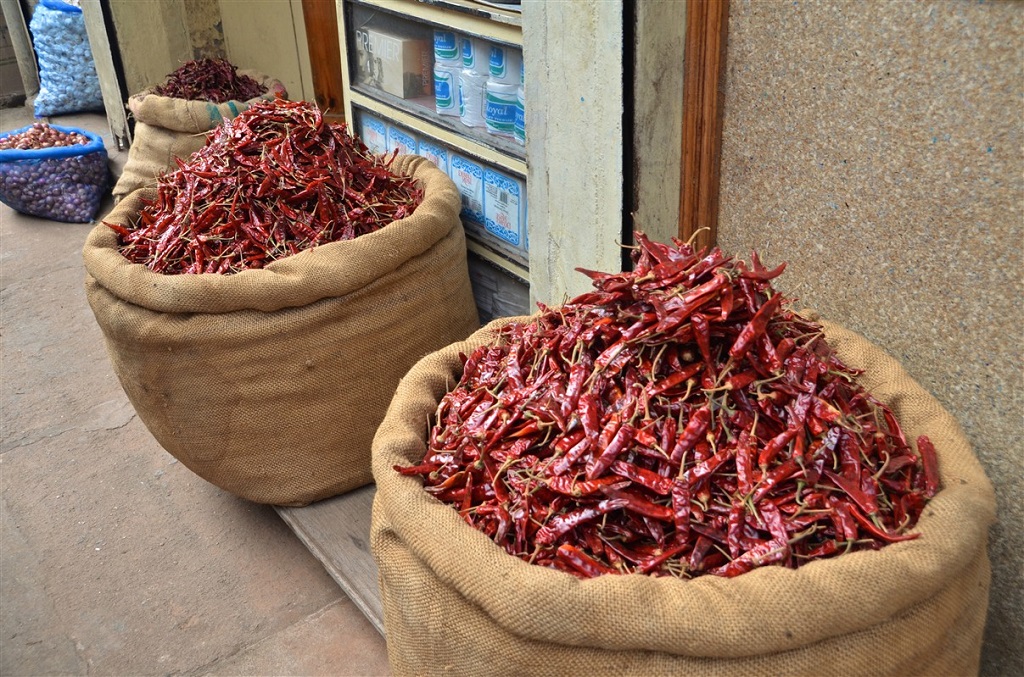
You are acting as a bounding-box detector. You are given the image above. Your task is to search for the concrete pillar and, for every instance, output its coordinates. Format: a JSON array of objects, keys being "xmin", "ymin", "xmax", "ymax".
[{"xmin": 523, "ymin": 0, "xmax": 626, "ymax": 305}]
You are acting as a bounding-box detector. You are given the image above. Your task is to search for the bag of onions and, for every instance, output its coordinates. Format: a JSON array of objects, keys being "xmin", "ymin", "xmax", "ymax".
[
  {"xmin": 83, "ymin": 99, "xmax": 479, "ymax": 506},
  {"xmin": 371, "ymin": 233, "xmax": 996, "ymax": 676},
  {"xmin": 112, "ymin": 58, "xmax": 287, "ymax": 201},
  {"xmin": 0, "ymin": 122, "xmax": 109, "ymax": 223}
]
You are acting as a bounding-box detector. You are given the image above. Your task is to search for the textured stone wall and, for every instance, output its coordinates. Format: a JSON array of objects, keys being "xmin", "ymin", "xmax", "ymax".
[
  {"xmin": 716, "ymin": 2, "xmax": 1022, "ymax": 674},
  {"xmin": 183, "ymin": 0, "xmax": 225, "ymax": 60}
]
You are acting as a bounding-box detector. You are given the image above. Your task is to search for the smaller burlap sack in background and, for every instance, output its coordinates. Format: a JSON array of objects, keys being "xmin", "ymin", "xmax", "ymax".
[
  {"xmin": 85, "ymin": 155, "xmax": 478, "ymax": 506},
  {"xmin": 371, "ymin": 316, "xmax": 997, "ymax": 677},
  {"xmin": 111, "ymin": 71, "xmax": 286, "ymax": 200}
]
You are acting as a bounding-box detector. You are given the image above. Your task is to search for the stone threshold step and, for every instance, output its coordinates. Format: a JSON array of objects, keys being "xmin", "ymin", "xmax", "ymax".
[{"xmin": 275, "ymin": 484, "xmax": 384, "ymax": 636}]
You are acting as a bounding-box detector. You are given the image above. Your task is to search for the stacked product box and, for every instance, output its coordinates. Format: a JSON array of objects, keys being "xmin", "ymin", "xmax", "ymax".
[
  {"xmin": 417, "ymin": 138, "xmax": 450, "ymax": 174},
  {"xmin": 445, "ymin": 33, "xmax": 525, "ymax": 142},
  {"xmin": 485, "ymin": 44, "xmax": 522, "ymax": 139},
  {"xmin": 352, "ymin": 23, "xmax": 433, "ymax": 100},
  {"xmin": 358, "ymin": 111, "xmax": 388, "ymax": 155},
  {"xmin": 449, "ymin": 151, "xmax": 485, "ymax": 226},
  {"xmin": 432, "ymin": 29, "xmax": 460, "ymax": 116},
  {"xmin": 386, "ymin": 123, "xmax": 418, "ymax": 156},
  {"xmin": 514, "ymin": 59, "xmax": 525, "ymax": 146},
  {"xmin": 458, "ymin": 35, "xmax": 489, "ymax": 129},
  {"xmin": 482, "ymin": 167, "xmax": 526, "ymax": 255},
  {"xmin": 449, "ymin": 149, "xmax": 527, "ymax": 262}
]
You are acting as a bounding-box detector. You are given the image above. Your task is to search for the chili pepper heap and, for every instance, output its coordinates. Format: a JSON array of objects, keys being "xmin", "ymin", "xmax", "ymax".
[
  {"xmin": 109, "ymin": 99, "xmax": 423, "ymax": 275},
  {"xmin": 398, "ymin": 233, "xmax": 940, "ymax": 579},
  {"xmin": 153, "ymin": 57, "xmax": 267, "ymax": 103}
]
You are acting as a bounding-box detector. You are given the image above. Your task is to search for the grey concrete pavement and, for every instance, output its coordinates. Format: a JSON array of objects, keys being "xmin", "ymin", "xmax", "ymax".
[{"xmin": 0, "ymin": 105, "xmax": 390, "ymax": 676}]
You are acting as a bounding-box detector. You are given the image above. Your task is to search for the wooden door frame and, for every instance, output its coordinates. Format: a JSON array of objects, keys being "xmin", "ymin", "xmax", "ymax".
[
  {"xmin": 679, "ymin": 0, "xmax": 729, "ymax": 251},
  {"xmin": 301, "ymin": 0, "xmax": 346, "ymax": 122}
]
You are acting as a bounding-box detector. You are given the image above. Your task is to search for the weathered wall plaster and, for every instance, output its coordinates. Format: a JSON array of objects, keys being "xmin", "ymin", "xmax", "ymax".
[
  {"xmin": 717, "ymin": 2, "xmax": 1022, "ymax": 674},
  {"xmin": 109, "ymin": 0, "xmax": 311, "ymax": 100},
  {"xmin": 220, "ymin": 0, "xmax": 312, "ymax": 101},
  {"xmin": 109, "ymin": 0, "xmax": 196, "ymax": 93},
  {"xmin": 183, "ymin": 0, "xmax": 224, "ymax": 59}
]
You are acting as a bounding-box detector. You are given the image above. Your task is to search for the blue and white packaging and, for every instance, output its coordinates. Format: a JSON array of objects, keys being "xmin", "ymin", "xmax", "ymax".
[
  {"xmin": 458, "ymin": 70, "xmax": 487, "ymax": 129},
  {"xmin": 417, "ymin": 138, "xmax": 450, "ymax": 174},
  {"xmin": 359, "ymin": 113, "xmax": 388, "ymax": 155},
  {"xmin": 461, "ymin": 36, "xmax": 490, "ymax": 76},
  {"xmin": 485, "ymin": 81, "xmax": 518, "ymax": 137},
  {"xmin": 514, "ymin": 86, "xmax": 525, "ymax": 145},
  {"xmin": 433, "ymin": 29, "xmax": 461, "ymax": 65},
  {"xmin": 386, "ymin": 124, "xmax": 418, "ymax": 156},
  {"xmin": 483, "ymin": 168, "xmax": 526, "ymax": 250},
  {"xmin": 488, "ymin": 45, "xmax": 522, "ymax": 85},
  {"xmin": 449, "ymin": 153, "xmax": 485, "ymax": 224},
  {"xmin": 433, "ymin": 64, "xmax": 460, "ymax": 116}
]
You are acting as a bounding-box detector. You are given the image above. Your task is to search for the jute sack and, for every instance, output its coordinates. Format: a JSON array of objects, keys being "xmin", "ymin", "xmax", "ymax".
[
  {"xmin": 84, "ymin": 155, "xmax": 479, "ymax": 506},
  {"xmin": 111, "ymin": 71, "xmax": 286, "ymax": 200},
  {"xmin": 371, "ymin": 316, "xmax": 997, "ymax": 677}
]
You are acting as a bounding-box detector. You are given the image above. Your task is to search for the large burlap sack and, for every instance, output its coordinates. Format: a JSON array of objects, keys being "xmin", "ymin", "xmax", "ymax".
[
  {"xmin": 111, "ymin": 72, "xmax": 287, "ymax": 200},
  {"xmin": 371, "ymin": 316, "xmax": 997, "ymax": 676},
  {"xmin": 84, "ymin": 155, "xmax": 479, "ymax": 506}
]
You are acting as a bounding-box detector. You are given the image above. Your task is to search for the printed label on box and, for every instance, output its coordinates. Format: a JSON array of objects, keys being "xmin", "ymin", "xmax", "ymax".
[
  {"xmin": 433, "ymin": 66, "xmax": 458, "ymax": 115},
  {"xmin": 353, "ymin": 27, "xmax": 432, "ymax": 99},
  {"xmin": 489, "ymin": 45, "xmax": 508, "ymax": 79},
  {"xmin": 360, "ymin": 114, "xmax": 388, "ymax": 155},
  {"xmin": 386, "ymin": 125, "xmax": 418, "ymax": 156},
  {"xmin": 450, "ymin": 154, "xmax": 484, "ymax": 224},
  {"xmin": 433, "ymin": 30, "xmax": 459, "ymax": 62},
  {"xmin": 485, "ymin": 84, "xmax": 517, "ymax": 136},
  {"xmin": 434, "ymin": 70, "xmax": 454, "ymax": 108},
  {"xmin": 484, "ymin": 168, "xmax": 523, "ymax": 248},
  {"xmin": 514, "ymin": 97, "xmax": 525, "ymax": 144},
  {"xmin": 417, "ymin": 139, "xmax": 449, "ymax": 174}
]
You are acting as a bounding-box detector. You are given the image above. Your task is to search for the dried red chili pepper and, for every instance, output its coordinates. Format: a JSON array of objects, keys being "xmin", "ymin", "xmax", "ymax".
[
  {"xmin": 154, "ymin": 58, "xmax": 267, "ymax": 103},
  {"xmin": 109, "ymin": 100, "xmax": 422, "ymax": 275},
  {"xmin": 730, "ymin": 292, "xmax": 783, "ymax": 362},
  {"xmin": 398, "ymin": 233, "xmax": 935, "ymax": 579},
  {"xmin": 535, "ymin": 499, "xmax": 629, "ymax": 546},
  {"xmin": 916, "ymin": 435, "xmax": 941, "ymax": 498},
  {"xmin": 557, "ymin": 543, "xmax": 618, "ymax": 577}
]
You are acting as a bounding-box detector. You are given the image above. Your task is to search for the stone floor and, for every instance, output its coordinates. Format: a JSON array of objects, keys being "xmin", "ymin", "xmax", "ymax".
[{"xmin": 0, "ymin": 105, "xmax": 391, "ymax": 676}]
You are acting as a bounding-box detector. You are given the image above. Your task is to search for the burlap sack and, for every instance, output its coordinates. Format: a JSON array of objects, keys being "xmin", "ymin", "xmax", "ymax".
[
  {"xmin": 371, "ymin": 316, "xmax": 997, "ymax": 676},
  {"xmin": 111, "ymin": 71, "xmax": 287, "ymax": 200},
  {"xmin": 84, "ymin": 155, "xmax": 479, "ymax": 506}
]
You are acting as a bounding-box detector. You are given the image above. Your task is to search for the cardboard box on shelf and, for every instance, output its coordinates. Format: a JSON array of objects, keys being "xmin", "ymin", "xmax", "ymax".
[
  {"xmin": 449, "ymin": 152, "xmax": 485, "ymax": 225},
  {"xmin": 418, "ymin": 138, "xmax": 450, "ymax": 174},
  {"xmin": 483, "ymin": 167, "xmax": 526, "ymax": 251},
  {"xmin": 386, "ymin": 123, "xmax": 418, "ymax": 156},
  {"xmin": 358, "ymin": 112, "xmax": 388, "ymax": 155},
  {"xmin": 352, "ymin": 24, "xmax": 432, "ymax": 100}
]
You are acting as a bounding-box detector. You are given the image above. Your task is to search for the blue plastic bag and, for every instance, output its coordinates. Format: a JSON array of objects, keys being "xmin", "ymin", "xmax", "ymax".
[
  {"xmin": 0, "ymin": 125, "xmax": 110, "ymax": 222},
  {"xmin": 30, "ymin": 0, "xmax": 104, "ymax": 117}
]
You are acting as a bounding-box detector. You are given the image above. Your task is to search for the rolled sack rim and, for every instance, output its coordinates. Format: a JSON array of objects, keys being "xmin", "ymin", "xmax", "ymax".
[
  {"xmin": 371, "ymin": 315, "xmax": 997, "ymax": 658},
  {"xmin": 83, "ymin": 155, "xmax": 460, "ymax": 314}
]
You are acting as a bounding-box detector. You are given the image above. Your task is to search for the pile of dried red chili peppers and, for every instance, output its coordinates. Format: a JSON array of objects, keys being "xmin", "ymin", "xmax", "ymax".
[
  {"xmin": 153, "ymin": 58, "xmax": 267, "ymax": 103},
  {"xmin": 397, "ymin": 233, "xmax": 940, "ymax": 578},
  {"xmin": 109, "ymin": 100, "xmax": 422, "ymax": 274}
]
